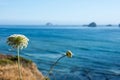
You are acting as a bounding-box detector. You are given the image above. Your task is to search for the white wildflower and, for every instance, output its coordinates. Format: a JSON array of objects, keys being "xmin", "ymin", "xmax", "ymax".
[
  {"xmin": 6, "ymin": 34, "xmax": 29, "ymax": 80},
  {"xmin": 7, "ymin": 34, "xmax": 29, "ymax": 49}
]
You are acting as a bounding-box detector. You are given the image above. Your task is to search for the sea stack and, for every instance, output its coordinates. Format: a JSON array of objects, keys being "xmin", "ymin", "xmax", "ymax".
[
  {"xmin": 88, "ymin": 22, "xmax": 97, "ymax": 27},
  {"xmin": 106, "ymin": 24, "xmax": 112, "ymax": 26},
  {"xmin": 119, "ymin": 24, "xmax": 120, "ymax": 27},
  {"xmin": 46, "ymin": 22, "xmax": 53, "ymax": 26}
]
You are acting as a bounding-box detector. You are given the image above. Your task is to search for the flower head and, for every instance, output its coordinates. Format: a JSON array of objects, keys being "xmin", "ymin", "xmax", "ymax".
[
  {"xmin": 66, "ymin": 50, "xmax": 73, "ymax": 58},
  {"xmin": 7, "ymin": 34, "xmax": 29, "ymax": 49}
]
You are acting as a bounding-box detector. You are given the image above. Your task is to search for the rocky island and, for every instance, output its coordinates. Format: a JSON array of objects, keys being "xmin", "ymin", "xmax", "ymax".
[
  {"xmin": 0, "ymin": 54, "xmax": 44, "ymax": 80},
  {"xmin": 46, "ymin": 22, "xmax": 53, "ymax": 26},
  {"xmin": 88, "ymin": 22, "xmax": 97, "ymax": 27},
  {"xmin": 106, "ymin": 24, "xmax": 112, "ymax": 26}
]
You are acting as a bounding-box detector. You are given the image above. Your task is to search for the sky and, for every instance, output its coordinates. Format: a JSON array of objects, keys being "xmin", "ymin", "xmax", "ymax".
[{"xmin": 0, "ymin": 0, "xmax": 120, "ymax": 25}]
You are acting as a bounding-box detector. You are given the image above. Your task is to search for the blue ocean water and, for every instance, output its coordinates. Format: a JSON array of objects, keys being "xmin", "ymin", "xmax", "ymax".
[{"xmin": 0, "ymin": 25, "xmax": 120, "ymax": 80}]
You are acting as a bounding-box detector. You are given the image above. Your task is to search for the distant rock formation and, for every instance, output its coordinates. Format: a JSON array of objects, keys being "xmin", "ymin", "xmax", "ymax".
[
  {"xmin": 0, "ymin": 54, "xmax": 44, "ymax": 80},
  {"xmin": 46, "ymin": 22, "xmax": 53, "ymax": 26},
  {"xmin": 88, "ymin": 22, "xmax": 97, "ymax": 27},
  {"xmin": 119, "ymin": 24, "xmax": 120, "ymax": 27},
  {"xmin": 82, "ymin": 24, "xmax": 88, "ymax": 26},
  {"xmin": 106, "ymin": 24, "xmax": 112, "ymax": 26}
]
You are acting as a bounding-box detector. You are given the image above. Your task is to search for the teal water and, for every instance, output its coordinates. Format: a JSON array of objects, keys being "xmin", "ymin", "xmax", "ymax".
[{"xmin": 0, "ymin": 26, "xmax": 120, "ymax": 80}]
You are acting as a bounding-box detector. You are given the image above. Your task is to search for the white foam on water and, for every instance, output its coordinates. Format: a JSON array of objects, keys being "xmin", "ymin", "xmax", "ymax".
[
  {"xmin": 109, "ymin": 69, "xmax": 120, "ymax": 75},
  {"xmin": 25, "ymin": 52, "xmax": 62, "ymax": 59}
]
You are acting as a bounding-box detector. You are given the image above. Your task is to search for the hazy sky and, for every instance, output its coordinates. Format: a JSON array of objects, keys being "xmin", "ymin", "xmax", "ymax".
[{"xmin": 0, "ymin": 0, "xmax": 120, "ymax": 25}]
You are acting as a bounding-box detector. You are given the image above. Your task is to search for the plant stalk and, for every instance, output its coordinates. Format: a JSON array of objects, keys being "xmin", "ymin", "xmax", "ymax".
[
  {"xmin": 17, "ymin": 46, "xmax": 22, "ymax": 80},
  {"xmin": 46, "ymin": 55, "xmax": 66, "ymax": 77}
]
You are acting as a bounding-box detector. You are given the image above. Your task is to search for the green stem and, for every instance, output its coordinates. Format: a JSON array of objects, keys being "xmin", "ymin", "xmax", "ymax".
[
  {"xmin": 46, "ymin": 55, "xmax": 66, "ymax": 77},
  {"xmin": 17, "ymin": 46, "xmax": 22, "ymax": 80}
]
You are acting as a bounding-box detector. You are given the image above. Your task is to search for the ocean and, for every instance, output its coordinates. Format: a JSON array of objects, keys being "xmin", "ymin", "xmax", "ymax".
[{"xmin": 0, "ymin": 25, "xmax": 120, "ymax": 80}]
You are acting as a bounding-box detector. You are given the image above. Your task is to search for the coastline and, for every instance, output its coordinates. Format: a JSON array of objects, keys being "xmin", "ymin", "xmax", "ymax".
[{"xmin": 0, "ymin": 54, "xmax": 44, "ymax": 80}]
